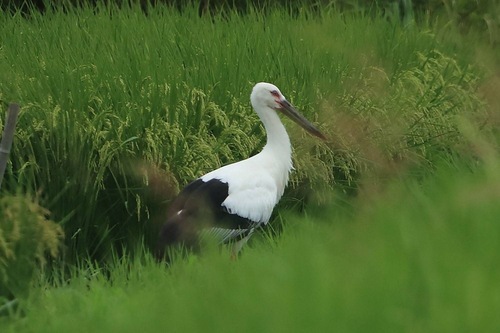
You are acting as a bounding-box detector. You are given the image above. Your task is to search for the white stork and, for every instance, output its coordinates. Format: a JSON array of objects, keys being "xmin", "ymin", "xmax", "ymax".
[{"xmin": 156, "ymin": 82, "xmax": 325, "ymax": 259}]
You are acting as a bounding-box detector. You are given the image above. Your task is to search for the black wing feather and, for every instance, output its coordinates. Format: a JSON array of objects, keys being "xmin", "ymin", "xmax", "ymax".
[{"xmin": 156, "ymin": 178, "xmax": 257, "ymax": 257}]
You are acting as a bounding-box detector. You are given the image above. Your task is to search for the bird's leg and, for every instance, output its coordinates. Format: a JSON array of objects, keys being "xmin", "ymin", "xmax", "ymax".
[{"xmin": 229, "ymin": 233, "xmax": 253, "ymax": 260}]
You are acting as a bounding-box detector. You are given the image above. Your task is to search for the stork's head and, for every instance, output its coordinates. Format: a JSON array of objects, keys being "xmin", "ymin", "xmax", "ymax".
[
  {"xmin": 250, "ymin": 82, "xmax": 326, "ymax": 140},
  {"xmin": 250, "ymin": 82, "xmax": 287, "ymax": 110}
]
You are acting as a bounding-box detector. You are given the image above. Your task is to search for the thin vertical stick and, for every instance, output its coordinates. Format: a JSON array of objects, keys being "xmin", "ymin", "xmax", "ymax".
[{"xmin": 0, "ymin": 103, "xmax": 20, "ymax": 191}]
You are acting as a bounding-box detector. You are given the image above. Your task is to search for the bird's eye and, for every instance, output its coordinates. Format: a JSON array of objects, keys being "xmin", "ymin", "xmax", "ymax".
[{"xmin": 270, "ymin": 90, "xmax": 280, "ymax": 98}]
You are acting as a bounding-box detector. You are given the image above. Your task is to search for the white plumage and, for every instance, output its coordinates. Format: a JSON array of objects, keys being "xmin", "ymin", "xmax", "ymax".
[
  {"xmin": 156, "ymin": 82, "xmax": 325, "ymax": 259},
  {"xmin": 201, "ymin": 153, "xmax": 288, "ymax": 223}
]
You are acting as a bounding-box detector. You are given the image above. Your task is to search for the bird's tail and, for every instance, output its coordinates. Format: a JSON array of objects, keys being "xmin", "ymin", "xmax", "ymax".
[{"xmin": 155, "ymin": 214, "xmax": 200, "ymax": 262}]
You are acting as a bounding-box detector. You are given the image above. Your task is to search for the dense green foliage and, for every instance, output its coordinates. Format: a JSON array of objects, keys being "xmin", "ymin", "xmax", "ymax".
[
  {"xmin": 0, "ymin": 2, "xmax": 499, "ymax": 330},
  {"xmin": 4, "ymin": 145, "xmax": 500, "ymax": 332},
  {"xmin": 0, "ymin": 4, "xmax": 489, "ymax": 263},
  {"xmin": 0, "ymin": 194, "xmax": 63, "ymax": 300}
]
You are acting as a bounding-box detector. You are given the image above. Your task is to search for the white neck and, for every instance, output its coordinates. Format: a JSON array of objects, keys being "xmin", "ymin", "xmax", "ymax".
[
  {"xmin": 255, "ymin": 106, "xmax": 293, "ymax": 175},
  {"xmin": 262, "ymin": 112, "xmax": 290, "ymax": 155}
]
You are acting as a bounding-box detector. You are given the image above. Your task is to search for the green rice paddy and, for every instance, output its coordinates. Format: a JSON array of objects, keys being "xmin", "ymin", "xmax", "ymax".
[{"xmin": 1, "ymin": 3, "xmax": 499, "ymax": 332}]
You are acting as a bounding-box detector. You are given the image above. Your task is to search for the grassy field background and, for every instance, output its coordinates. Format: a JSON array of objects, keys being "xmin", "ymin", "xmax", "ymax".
[{"xmin": 1, "ymin": 2, "xmax": 499, "ymax": 331}]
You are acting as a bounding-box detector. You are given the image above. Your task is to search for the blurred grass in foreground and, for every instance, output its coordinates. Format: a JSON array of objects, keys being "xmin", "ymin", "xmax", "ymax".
[{"xmin": 4, "ymin": 127, "xmax": 500, "ymax": 331}]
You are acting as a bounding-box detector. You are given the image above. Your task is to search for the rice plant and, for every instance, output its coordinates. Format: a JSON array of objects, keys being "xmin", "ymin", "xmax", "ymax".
[
  {"xmin": 0, "ymin": 3, "xmax": 492, "ymax": 264},
  {"xmin": 4, "ymin": 134, "xmax": 500, "ymax": 332},
  {"xmin": 0, "ymin": 1, "xmax": 499, "ymax": 330}
]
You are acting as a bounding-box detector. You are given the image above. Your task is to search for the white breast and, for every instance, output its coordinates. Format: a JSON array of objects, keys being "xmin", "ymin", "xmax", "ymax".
[{"xmin": 201, "ymin": 151, "xmax": 291, "ymax": 224}]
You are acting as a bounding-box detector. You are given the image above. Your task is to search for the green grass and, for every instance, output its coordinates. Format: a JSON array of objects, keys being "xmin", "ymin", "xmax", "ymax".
[
  {"xmin": 4, "ymin": 143, "xmax": 500, "ymax": 332},
  {"xmin": 0, "ymin": 4, "xmax": 489, "ymax": 261},
  {"xmin": 1, "ymin": 3, "xmax": 499, "ymax": 331}
]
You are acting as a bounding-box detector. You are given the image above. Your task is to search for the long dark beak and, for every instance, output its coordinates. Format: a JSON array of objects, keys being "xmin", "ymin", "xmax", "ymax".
[{"xmin": 277, "ymin": 100, "xmax": 326, "ymax": 140}]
